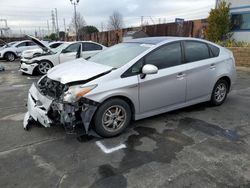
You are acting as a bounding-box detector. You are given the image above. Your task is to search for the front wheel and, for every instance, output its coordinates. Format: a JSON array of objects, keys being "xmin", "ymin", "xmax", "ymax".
[
  {"xmin": 5, "ymin": 52, "xmax": 16, "ymax": 61},
  {"xmin": 93, "ymin": 98, "xmax": 131, "ymax": 137},
  {"xmin": 38, "ymin": 61, "xmax": 53, "ymax": 75},
  {"xmin": 210, "ymin": 79, "xmax": 229, "ymax": 106}
]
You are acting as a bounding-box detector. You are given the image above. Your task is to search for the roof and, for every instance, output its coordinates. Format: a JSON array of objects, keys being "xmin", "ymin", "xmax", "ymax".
[
  {"xmin": 126, "ymin": 37, "xmax": 180, "ymax": 45},
  {"xmin": 126, "ymin": 36, "xmax": 212, "ymax": 45}
]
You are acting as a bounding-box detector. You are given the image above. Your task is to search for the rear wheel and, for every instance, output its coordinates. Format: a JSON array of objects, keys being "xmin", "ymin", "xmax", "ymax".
[
  {"xmin": 93, "ymin": 98, "xmax": 131, "ymax": 137},
  {"xmin": 210, "ymin": 79, "xmax": 229, "ymax": 106},
  {"xmin": 4, "ymin": 52, "xmax": 16, "ymax": 61},
  {"xmin": 38, "ymin": 60, "xmax": 53, "ymax": 75}
]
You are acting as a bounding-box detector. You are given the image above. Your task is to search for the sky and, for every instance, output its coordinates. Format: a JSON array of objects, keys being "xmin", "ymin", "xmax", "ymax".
[{"xmin": 0, "ymin": 0, "xmax": 216, "ymax": 36}]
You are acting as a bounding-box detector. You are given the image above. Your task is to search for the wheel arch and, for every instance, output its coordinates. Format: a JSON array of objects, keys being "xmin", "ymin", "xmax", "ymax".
[
  {"xmin": 216, "ymin": 76, "xmax": 231, "ymax": 92},
  {"xmin": 3, "ymin": 51, "xmax": 17, "ymax": 58},
  {"xmin": 96, "ymin": 95, "xmax": 136, "ymax": 120}
]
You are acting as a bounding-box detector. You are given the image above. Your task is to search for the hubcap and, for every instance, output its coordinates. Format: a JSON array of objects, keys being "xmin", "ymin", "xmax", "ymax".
[
  {"xmin": 8, "ymin": 53, "xmax": 15, "ymax": 61},
  {"xmin": 39, "ymin": 62, "xmax": 51, "ymax": 74},
  {"xmin": 214, "ymin": 83, "xmax": 227, "ymax": 103},
  {"xmin": 102, "ymin": 105, "xmax": 126, "ymax": 132}
]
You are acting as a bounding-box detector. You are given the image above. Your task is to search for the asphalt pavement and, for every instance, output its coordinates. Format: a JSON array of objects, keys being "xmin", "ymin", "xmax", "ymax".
[{"xmin": 0, "ymin": 60, "xmax": 250, "ymax": 188}]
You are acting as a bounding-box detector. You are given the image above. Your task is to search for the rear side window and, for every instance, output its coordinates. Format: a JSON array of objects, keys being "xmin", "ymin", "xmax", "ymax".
[
  {"xmin": 49, "ymin": 43, "xmax": 62, "ymax": 49},
  {"xmin": 16, "ymin": 42, "xmax": 27, "ymax": 47},
  {"xmin": 83, "ymin": 43, "xmax": 102, "ymax": 51},
  {"xmin": 27, "ymin": 41, "xmax": 36, "ymax": 46},
  {"xmin": 145, "ymin": 42, "xmax": 182, "ymax": 69},
  {"xmin": 208, "ymin": 44, "xmax": 220, "ymax": 57},
  {"xmin": 184, "ymin": 41, "xmax": 210, "ymax": 63}
]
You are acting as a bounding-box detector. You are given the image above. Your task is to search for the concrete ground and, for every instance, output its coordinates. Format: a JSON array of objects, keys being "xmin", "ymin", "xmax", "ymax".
[{"xmin": 0, "ymin": 60, "xmax": 250, "ymax": 188}]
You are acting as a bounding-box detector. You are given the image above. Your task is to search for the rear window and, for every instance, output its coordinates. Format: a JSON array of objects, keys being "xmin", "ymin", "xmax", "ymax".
[
  {"xmin": 209, "ymin": 44, "xmax": 220, "ymax": 57},
  {"xmin": 184, "ymin": 41, "xmax": 210, "ymax": 63}
]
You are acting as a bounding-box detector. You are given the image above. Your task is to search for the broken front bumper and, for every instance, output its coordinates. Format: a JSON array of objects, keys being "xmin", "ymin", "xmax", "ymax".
[
  {"xmin": 23, "ymin": 83, "xmax": 98, "ymax": 134},
  {"xmin": 24, "ymin": 83, "xmax": 53, "ymax": 128}
]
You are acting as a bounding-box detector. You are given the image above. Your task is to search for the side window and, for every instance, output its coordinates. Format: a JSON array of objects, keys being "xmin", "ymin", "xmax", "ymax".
[
  {"xmin": 184, "ymin": 41, "xmax": 210, "ymax": 63},
  {"xmin": 27, "ymin": 41, "xmax": 36, "ymax": 46},
  {"xmin": 83, "ymin": 43, "xmax": 102, "ymax": 51},
  {"xmin": 145, "ymin": 42, "xmax": 182, "ymax": 69},
  {"xmin": 121, "ymin": 59, "xmax": 143, "ymax": 78},
  {"xmin": 49, "ymin": 43, "xmax": 62, "ymax": 49},
  {"xmin": 16, "ymin": 42, "xmax": 26, "ymax": 48},
  {"xmin": 208, "ymin": 44, "xmax": 220, "ymax": 57},
  {"xmin": 64, "ymin": 43, "xmax": 81, "ymax": 53}
]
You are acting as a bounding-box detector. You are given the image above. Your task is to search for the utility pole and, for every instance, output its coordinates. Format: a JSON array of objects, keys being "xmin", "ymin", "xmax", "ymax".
[
  {"xmin": 141, "ymin": 16, "xmax": 144, "ymax": 26},
  {"xmin": 51, "ymin": 10, "xmax": 56, "ymax": 34},
  {"xmin": 47, "ymin": 20, "xmax": 50, "ymax": 35},
  {"xmin": 70, "ymin": 0, "xmax": 80, "ymax": 41},
  {"xmin": 64, "ymin": 18, "xmax": 66, "ymax": 32},
  {"xmin": 55, "ymin": 8, "xmax": 59, "ymax": 37}
]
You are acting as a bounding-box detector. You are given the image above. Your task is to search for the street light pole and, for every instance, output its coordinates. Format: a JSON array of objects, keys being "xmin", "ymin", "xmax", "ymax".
[{"xmin": 70, "ymin": 0, "xmax": 80, "ymax": 41}]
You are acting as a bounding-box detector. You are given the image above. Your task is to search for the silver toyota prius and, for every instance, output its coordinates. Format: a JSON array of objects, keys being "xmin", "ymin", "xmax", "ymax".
[{"xmin": 24, "ymin": 37, "xmax": 236, "ymax": 137}]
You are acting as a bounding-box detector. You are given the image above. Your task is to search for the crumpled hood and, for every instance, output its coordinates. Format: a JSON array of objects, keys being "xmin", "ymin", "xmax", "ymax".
[{"xmin": 47, "ymin": 59, "xmax": 113, "ymax": 84}]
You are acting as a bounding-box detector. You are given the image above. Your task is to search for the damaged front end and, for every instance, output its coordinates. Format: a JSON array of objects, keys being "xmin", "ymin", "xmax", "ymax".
[{"xmin": 24, "ymin": 76, "xmax": 99, "ymax": 135}]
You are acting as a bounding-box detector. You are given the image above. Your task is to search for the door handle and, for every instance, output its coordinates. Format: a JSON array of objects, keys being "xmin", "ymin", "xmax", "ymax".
[
  {"xmin": 177, "ymin": 72, "xmax": 185, "ymax": 79},
  {"xmin": 210, "ymin": 64, "xmax": 216, "ymax": 69}
]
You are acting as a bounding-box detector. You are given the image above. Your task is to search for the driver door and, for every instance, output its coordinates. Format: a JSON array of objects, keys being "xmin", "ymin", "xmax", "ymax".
[
  {"xmin": 59, "ymin": 43, "xmax": 81, "ymax": 63},
  {"xmin": 139, "ymin": 42, "xmax": 187, "ymax": 113}
]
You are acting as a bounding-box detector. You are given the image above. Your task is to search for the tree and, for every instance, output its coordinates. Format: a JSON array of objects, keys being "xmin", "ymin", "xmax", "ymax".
[
  {"xmin": 70, "ymin": 12, "xmax": 86, "ymax": 34},
  {"xmin": 59, "ymin": 31, "xmax": 66, "ymax": 39},
  {"xmin": 79, "ymin": 25, "xmax": 99, "ymax": 34},
  {"xmin": 49, "ymin": 33, "xmax": 57, "ymax": 41},
  {"xmin": 107, "ymin": 11, "xmax": 124, "ymax": 30},
  {"xmin": 207, "ymin": 1, "xmax": 231, "ymax": 42}
]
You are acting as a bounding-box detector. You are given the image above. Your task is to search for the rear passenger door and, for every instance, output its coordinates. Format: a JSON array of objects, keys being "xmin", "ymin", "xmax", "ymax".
[
  {"xmin": 139, "ymin": 42, "xmax": 187, "ymax": 113},
  {"xmin": 82, "ymin": 42, "xmax": 103, "ymax": 59},
  {"xmin": 183, "ymin": 41, "xmax": 219, "ymax": 102}
]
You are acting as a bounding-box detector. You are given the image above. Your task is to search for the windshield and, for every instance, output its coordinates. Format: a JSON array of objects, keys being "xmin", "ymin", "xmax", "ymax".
[
  {"xmin": 52, "ymin": 43, "xmax": 69, "ymax": 53},
  {"xmin": 88, "ymin": 43, "xmax": 151, "ymax": 68}
]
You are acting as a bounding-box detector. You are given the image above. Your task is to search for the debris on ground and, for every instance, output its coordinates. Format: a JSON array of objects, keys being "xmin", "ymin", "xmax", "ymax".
[{"xmin": 0, "ymin": 64, "xmax": 5, "ymax": 71}]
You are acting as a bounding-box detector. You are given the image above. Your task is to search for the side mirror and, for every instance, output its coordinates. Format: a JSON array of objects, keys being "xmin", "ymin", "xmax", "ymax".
[
  {"xmin": 61, "ymin": 49, "xmax": 66, "ymax": 53},
  {"xmin": 142, "ymin": 64, "xmax": 158, "ymax": 75}
]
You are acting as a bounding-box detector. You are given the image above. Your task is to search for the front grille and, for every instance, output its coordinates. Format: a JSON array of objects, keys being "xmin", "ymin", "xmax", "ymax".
[{"xmin": 37, "ymin": 76, "xmax": 66, "ymax": 99}]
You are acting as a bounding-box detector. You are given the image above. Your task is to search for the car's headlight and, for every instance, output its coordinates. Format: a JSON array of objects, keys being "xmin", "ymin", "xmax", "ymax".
[{"xmin": 63, "ymin": 84, "xmax": 97, "ymax": 103}]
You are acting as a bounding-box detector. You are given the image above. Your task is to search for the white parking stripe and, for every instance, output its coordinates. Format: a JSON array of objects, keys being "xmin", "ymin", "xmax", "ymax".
[{"xmin": 96, "ymin": 141, "xmax": 126, "ymax": 154}]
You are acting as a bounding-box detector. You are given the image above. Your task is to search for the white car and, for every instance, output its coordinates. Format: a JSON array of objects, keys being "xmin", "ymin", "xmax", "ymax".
[
  {"xmin": 20, "ymin": 36, "xmax": 106, "ymax": 75},
  {"xmin": 0, "ymin": 40, "xmax": 38, "ymax": 61},
  {"xmin": 21, "ymin": 41, "xmax": 64, "ymax": 59}
]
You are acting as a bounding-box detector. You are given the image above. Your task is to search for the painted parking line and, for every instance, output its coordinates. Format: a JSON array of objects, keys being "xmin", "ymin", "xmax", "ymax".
[{"xmin": 96, "ymin": 141, "xmax": 126, "ymax": 154}]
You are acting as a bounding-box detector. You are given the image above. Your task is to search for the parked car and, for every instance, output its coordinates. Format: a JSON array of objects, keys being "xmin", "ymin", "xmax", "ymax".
[
  {"xmin": 20, "ymin": 36, "xmax": 106, "ymax": 75},
  {"xmin": 23, "ymin": 37, "xmax": 236, "ymax": 137},
  {"xmin": 21, "ymin": 41, "xmax": 65, "ymax": 59},
  {"xmin": 0, "ymin": 40, "xmax": 38, "ymax": 61}
]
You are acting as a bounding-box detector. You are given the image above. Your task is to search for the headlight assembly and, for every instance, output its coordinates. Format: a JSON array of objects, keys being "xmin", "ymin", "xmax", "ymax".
[{"xmin": 63, "ymin": 84, "xmax": 97, "ymax": 103}]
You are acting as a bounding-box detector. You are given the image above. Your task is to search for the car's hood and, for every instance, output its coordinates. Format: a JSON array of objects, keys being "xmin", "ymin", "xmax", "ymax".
[
  {"xmin": 47, "ymin": 59, "xmax": 113, "ymax": 84},
  {"xmin": 26, "ymin": 35, "xmax": 52, "ymax": 53}
]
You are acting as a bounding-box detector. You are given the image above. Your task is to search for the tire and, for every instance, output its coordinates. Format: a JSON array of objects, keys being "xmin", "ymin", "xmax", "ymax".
[
  {"xmin": 4, "ymin": 52, "xmax": 16, "ymax": 62},
  {"xmin": 210, "ymin": 79, "xmax": 229, "ymax": 106},
  {"xmin": 93, "ymin": 98, "xmax": 132, "ymax": 137},
  {"xmin": 37, "ymin": 60, "xmax": 53, "ymax": 75}
]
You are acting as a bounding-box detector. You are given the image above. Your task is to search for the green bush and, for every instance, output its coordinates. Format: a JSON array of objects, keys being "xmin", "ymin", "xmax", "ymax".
[
  {"xmin": 217, "ymin": 39, "xmax": 250, "ymax": 48},
  {"xmin": 207, "ymin": 1, "xmax": 231, "ymax": 42}
]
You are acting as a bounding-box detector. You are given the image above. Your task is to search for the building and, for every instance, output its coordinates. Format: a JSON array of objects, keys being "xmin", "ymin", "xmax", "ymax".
[{"xmin": 217, "ymin": 0, "xmax": 250, "ymax": 42}]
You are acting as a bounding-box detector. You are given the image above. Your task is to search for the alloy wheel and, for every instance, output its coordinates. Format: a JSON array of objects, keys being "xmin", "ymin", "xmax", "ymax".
[
  {"xmin": 38, "ymin": 61, "xmax": 52, "ymax": 74},
  {"xmin": 102, "ymin": 105, "xmax": 127, "ymax": 132},
  {"xmin": 214, "ymin": 83, "xmax": 227, "ymax": 103}
]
